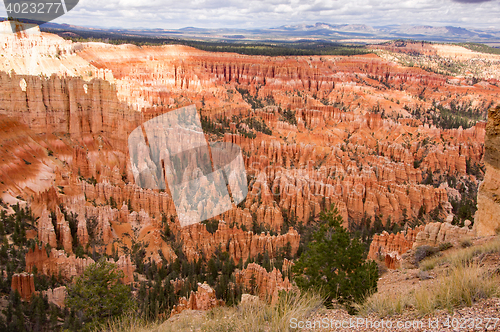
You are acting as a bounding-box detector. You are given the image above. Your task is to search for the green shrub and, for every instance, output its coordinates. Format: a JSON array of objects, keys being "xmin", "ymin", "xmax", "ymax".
[
  {"xmin": 292, "ymin": 205, "xmax": 378, "ymax": 313},
  {"xmin": 66, "ymin": 259, "xmax": 134, "ymax": 331}
]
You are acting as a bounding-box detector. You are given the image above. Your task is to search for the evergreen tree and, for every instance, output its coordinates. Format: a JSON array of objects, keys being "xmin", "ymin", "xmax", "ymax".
[
  {"xmin": 65, "ymin": 258, "xmax": 133, "ymax": 330},
  {"xmin": 249, "ymin": 272, "xmax": 257, "ymax": 295},
  {"xmin": 292, "ymin": 205, "xmax": 378, "ymax": 313}
]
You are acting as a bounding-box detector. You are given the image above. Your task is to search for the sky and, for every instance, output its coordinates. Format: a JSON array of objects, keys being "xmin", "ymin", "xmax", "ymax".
[{"xmin": 1, "ymin": 0, "xmax": 500, "ymax": 30}]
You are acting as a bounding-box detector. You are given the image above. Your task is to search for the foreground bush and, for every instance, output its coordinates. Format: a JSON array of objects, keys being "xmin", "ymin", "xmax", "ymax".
[
  {"xmin": 66, "ymin": 259, "xmax": 134, "ymax": 331},
  {"xmin": 292, "ymin": 206, "xmax": 378, "ymax": 313}
]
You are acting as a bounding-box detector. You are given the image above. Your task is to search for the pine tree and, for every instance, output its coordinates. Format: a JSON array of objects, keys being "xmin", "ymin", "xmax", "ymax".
[
  {"xmin": 249, "ymin": 272, "xmax": 257, "ymax": 295},
  {"xmin": 292, "ymin": 205, "xmax": 378, "ymax": 313},
  {"xmin": 65, "ymin": 258, "xmax": 133, "ymax": 330}
]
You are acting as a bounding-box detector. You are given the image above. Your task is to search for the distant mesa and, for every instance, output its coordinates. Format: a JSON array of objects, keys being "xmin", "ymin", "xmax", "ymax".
[{"xmin": 223, "ymin": 35, "xmax": 246, "ymax": 39}]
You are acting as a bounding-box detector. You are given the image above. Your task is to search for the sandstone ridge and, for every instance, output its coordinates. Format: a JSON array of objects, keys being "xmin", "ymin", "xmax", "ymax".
[{"xmin": 474, "ymin": 106, "xmax": 500, "ymax": 236}]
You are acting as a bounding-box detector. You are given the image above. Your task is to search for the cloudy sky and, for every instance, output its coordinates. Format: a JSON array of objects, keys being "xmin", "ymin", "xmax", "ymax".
[{"xmin": 2, "ymin": 0, "xmax": 500, "ymax": 30}]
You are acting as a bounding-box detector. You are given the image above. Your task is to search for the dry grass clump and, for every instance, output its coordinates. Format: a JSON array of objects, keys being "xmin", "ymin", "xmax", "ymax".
[
  {"xmin": 97, "ymin": 314, "xmax": 159, "ymax": 332},
  {"xmin": 359, "ymin": 238, "xmax": 500, "ymax": 317},
  {"xmin": 360, "ymin": 262, "xmax": 499, "ymax": 316},
  {"xmin": 358, "ymin": 290, "xmax": 412, "ymax": 317},
  {"xmin": 420, "ymin": 236, "xmax": 500, "ymax": 271},
  {"xmin": 98, "ymin": 291, "xmax": 324, "ymax": 332},
  {"xmin": 419, "ymin": 255, "xmax": 440, "ymax": 271},
  {"xmin": 429, "ymin": 262, "xmax": 499, "ymax": 312}
]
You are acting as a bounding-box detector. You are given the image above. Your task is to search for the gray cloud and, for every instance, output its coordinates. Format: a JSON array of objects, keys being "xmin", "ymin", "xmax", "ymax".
[
  {"xmin": 0, "ymin": 0, "xmax": 498, "ymax": 29},
  {"xmin": 452, "ymin": 0, "xmax": 493, "ymax": 2}
]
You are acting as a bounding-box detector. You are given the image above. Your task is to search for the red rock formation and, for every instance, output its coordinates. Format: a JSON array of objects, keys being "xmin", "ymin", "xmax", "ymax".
[
  {"xmin": 37, "ymin": 209, "xmax": 57, "ymax": 248},
  {"xmin": 235, "ymin": 263, "xmax": 293, "ymax": 304},
  {"xmin": 368, "ymin": 226, "xmax": 425, "ymax": 269},
  {"xmin": 11, "ymin": 273, "xmax": 36, "ymax": 301},
  {"xmin": 31, "ymin": 187, "xmax": 60, "ymax": 214},
  {"xmin": 111, "ymin": 255, "xmax": 135, "ymax": 285},
  {"xmin": 181, "ymin": 222, "xmax": 299, "ymax": 263},
  {"xmin": 368, "ymin": 226, "xmax": 424, "ymax": 260},
  {"xmin": 369, "ymin": 220, "xmax": 475, "ymax": 269},
  {"xmin": 56, "ymin": 207, "xmax": 73, "ymax": 254},
  {"xmin": 80, "ymin": 182, "xmax": 177, "ymax": 220},
  {"xmin": 76, "ymin": 213, "xmax": 89, "ymax": 247},
  {"xmin": 220, "ymin": 208, "xmax": 253, "ymax": 231},
  {"xmin": 413, "ymin": 222, "xmax": 474, "ymax": 248},
  {"xmin": 79, "ymin": 44, "xmax": 459, "ymax": 112},
  {"xmin": 384, "ymin": 252, "xmax": 401, "ymax": 269},
  {"xmin": 25, "ymin": 246, "xmax": 135, "ymax": 283},
  {"xmin": 170, "ymin": 278, "xmax": 185, "ymax": 294},
  {"xmin": 171, "ymin": 282, "xmax": 224, "ymax": 317},
  {"xmin": 383, "ymin": 251, "xmax": 402, "ymax": 270},
  {"xmin": 11, "ymin": 271, "xmax": 67, "ymax": 305},
  {"xmin": 43, "ymin": 286, "xmax": 67, "ymax": 307},
  {"xmin": 26, "ymin": 247, "xmax": 95, "ymax": 279}
]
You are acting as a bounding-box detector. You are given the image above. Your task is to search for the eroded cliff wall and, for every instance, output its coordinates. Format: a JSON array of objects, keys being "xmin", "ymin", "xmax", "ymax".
[{"xmin": 474, "ymin": 106, "xmax": 500, "ymax": 236}]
